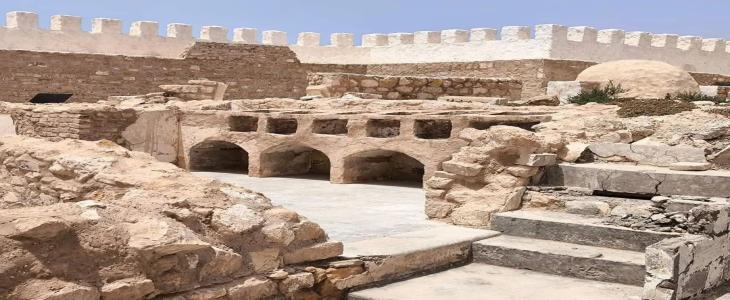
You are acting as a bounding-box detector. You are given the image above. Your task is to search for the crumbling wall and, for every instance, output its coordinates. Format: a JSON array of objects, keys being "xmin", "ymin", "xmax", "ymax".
[
  {"xmin": 0, "ymin": 136, "xmax": 342, "ymax": 299},
  {"xmin": 0, "ymin": 43, "xmax": 308, "ymax": 103},
  {"xmin": 307, "ymin": 72, "xmax": 522, "ymax": 100},
  {"xmin": 424, "ymin": 126, "xmax": 563, "ymax": 227},
  {"xmin": 10, "ymin": 105, "xmax": 137, "ymax": 144},
  {"xmin": 644, "ymin": 205, "xmax": 730, "ymax": 300}
]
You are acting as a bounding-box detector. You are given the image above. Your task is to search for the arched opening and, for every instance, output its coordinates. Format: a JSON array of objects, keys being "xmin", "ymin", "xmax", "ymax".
[
  {"xmin": 343, "ymin": 150, "xmax": 425, "ymax": 185},
  {"xmin": 260, "ymin": 144, "xmax": 331, "ymax": 179},
  {"xmin": 189, "ymin": 140, "xmax": 248, "ymax": 173}
]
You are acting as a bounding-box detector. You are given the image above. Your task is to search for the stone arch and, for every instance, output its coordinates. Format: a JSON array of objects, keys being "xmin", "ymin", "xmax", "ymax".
[
  {"xmin": 259, "ymin": 143, "xmax": 332, "ymax": 178},
  {"xmin": 189, "ymin": 140, "xmax": 249, "ymax": 173},
  {"xmin": 342, "ymin": 149, "xmax": 425, "ymax": 184}
]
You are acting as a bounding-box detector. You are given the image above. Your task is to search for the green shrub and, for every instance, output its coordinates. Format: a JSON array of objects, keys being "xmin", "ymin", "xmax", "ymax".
[
  {"xmin": 672, "ymin": 91, "xmax": 725, "ymax": 103},
  {"xmin": 568, "ymin": 81, "xmax": 627, "ymax": 105}
]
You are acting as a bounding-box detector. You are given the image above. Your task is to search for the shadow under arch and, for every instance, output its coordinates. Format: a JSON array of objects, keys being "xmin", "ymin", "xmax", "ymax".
[
  {"xmin": 189, "ymin": 140, "xmax": 249, "ymax": 173},
  {"xmin": 259, "ymin": 143, "xmax": 331, "ymax": 179},
  {"xmin": 342, "ymin": 149, "xmax": 425, "ymax": 186}
]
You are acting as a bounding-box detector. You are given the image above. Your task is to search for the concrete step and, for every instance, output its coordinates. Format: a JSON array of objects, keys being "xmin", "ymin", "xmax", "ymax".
[
  {"xmin": 335, "ymin": 226, "xmax": 499, "ymax": 291},
  {"xmin": 491, "ymin": 210, "xmax": 679, "ymax": 251},
  {"xmin": 543, "ymin": 162, "xmax": 730, "ymax": 198},
  {"xmin": 473, "ymin": 235, "xmax": 645, "ymax": 286},
  {"xmin": 348, "ymin": 263, "xmax": 643, "ymax": 300}
]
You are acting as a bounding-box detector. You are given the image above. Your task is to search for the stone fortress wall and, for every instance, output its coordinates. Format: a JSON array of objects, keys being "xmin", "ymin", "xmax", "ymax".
[{"xmin": 3, "ymin": 11, "xmax": 730, "ymax": 76}]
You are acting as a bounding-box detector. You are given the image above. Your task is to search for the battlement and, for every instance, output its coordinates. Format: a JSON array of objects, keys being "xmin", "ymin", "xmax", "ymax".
[{"xmin": 2, "ymin": 11, "xmax": 729, "ymax": 74}]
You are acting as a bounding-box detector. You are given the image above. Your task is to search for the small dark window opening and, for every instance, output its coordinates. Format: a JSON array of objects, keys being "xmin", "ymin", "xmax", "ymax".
[
  {"xmin": 229, "ymin": 116, "xmax": 259, "ymax": 132},
  {"xmin": 30, "ymin": 93, "xmax": 73, "ymax": 104},
  {"xmin": 267, "ymin": 118, "xmax": 298, "ymax": 135},
  {"xmin": 414, "ymin": 119, "xmax": 452, "ymax": 139}
]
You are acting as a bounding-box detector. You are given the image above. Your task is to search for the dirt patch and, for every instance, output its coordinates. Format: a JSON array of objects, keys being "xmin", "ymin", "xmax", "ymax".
[{"xmin": 617, "ymin": 99, "xmax": 696, "ymax": 118}]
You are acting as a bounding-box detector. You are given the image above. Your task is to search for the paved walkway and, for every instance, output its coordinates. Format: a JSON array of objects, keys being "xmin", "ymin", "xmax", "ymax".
[
  {"xmin": 195, "ymin": 172, "xmax": 451, "ymax": 242},
  {"xmin": 349, "ymin": 264, "xmax": 643, "ymax": 300}
]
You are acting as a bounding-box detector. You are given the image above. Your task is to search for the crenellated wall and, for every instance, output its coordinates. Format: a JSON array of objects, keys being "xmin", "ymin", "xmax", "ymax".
[{"xmin": 2, "ymin": 11, "xmax": 729, "ymax": 76}]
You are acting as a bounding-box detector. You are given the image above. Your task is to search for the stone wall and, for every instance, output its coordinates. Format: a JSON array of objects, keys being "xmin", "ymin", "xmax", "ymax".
[
  {"xmin": 10, "ymin": 105, "xmax": 137, "ymax": 144},
  {"xmin": 644, "ymin": 204, "xmax": 730, "ymax": 300},
  {"xmin": 307, "ymin": 72, "xmax": 522, "ymax": 100},
  {"xmin": 0, "ymin": 43, "xmax": 308, "ymax": 103},
  {"xmin": 366, "ymin": 60, "xmax": 594, "ymax": 98}
]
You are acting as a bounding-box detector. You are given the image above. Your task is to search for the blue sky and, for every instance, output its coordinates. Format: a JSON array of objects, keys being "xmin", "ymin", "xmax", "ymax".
[{"xmin": 1, "ymin": 0, "xmax": 727, "ymax": 44}]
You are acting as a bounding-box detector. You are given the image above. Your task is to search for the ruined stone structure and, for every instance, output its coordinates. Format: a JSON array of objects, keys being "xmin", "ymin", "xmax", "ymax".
[{"xmin": 2, "ymin": 8, "xmax": 730, "ymax": 300}]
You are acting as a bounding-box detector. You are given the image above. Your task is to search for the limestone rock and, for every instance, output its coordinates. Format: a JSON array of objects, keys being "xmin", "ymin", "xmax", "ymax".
[
  {"xmin": 710, "ymin": 146, "xmax": 730, "ymax": 168},
  {"xmin": 669, "ymin": 162, "xmax": 712, "ymax": 171},
  {"xmin": 441, "ymin": 161, "xmax": 483, "ymax": 177},
  {"xmin": 559, "ymin": 143, "xmax": 590, "ymax": 162},
  {"xmin": 517, "ymin": 153, "xmax": 557, "ymax": 167},
  {"xmin": 566, "ymin": 200, "xmax": 611, "ymax": 216},
  {"xmin": 283, "ymin": 241, "xmax": 343, "ymax": 264},
  {"xmin": 576, "ymin": 60, "xmax": 700, "ymax": 99},
  {"xmin": 279, "ymin": 272, "xmax": 315, "ymax": 294},
  {"xmin": 13, "ymin": 279, "xmax": 100, "ymax": 300},
  {"xmin": 101, "ymin": 278, "xmax": 156, "ymax": 300},
  {"xmin": 227, "ymin": 277, "xmax": 278, "ymax": 300},
  {"xmin": 211, "ymin": 204, "xmax": 265, "ymax": 235},
  {"xmin": 10, "ymin": 217, "xmax": 69, "ymax": 240},
  {"xmin": 513, "ymin": 95, "xmax": 560, "ymax": 106},
  {"xmin": 425, "ymin": 199, "xmax": 456, "ymax": 218}
]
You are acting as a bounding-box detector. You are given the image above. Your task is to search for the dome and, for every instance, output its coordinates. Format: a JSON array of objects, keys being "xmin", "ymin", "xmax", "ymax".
[{"xmin": 576, "ymin": 60, "xmax": 699, "ymax": 99}]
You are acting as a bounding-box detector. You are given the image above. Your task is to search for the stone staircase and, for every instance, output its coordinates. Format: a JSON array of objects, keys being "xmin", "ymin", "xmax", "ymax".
[{"xmin": 349, "ymin": 162, "xmax": 730, "ymax": 299}]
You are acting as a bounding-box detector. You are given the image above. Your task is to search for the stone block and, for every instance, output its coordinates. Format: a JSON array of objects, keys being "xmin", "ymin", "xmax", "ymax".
[
  {"xmin": 678, "ymin": 36, "xmax": 702, "ymax": 51},
  {"xmin": 387, "ymin": 33, "xmax": 415, "ymax": 45},
  {"xmin": 702, "ymin": 38, "xmax": 726, "ymax": 53},
  {"xmin": 297, "ymin": 32, "xmax": 320, "ymax": 46},
  {"xmin": 441, "ymin": 29, "xmax": 469, "ymax": 43},
  {"xmin": 362, "ymin": 33, "xmax": 388, "ymax": 47},
  {"xmin": 566, "ymin": 200, "xmax": 610, "ymax": 216},
  {"xmin": 597, "ymin": 29, "xmax": 624, "ymax": 44},
  {"xmin": 50, "ymin": 15, "xmax": 82, "ymax": 32},
  {"xmin": 283, "ymin": 241, "xmax": 343, "ymax": 264},
  {"xmin": 166, "ymin": 23, "xmax": 193, "ymax": 39},
  {"xmin": 587, "ymin": 142, "xmax": 706, "ymax": 167},
  {"xmin": 470, "ymin": 28, "xmax": 497, "ymax": 42},
  {"xmin": 441, "ymin": 161, "xmax": 483, "ymax": 177},
  {"xmin": 228, "ymin": 277, "xmax": 278, "ymax": 300},
  {"xmin": 500, "ymin": 26, "xmax": 530, "ymax": 41},
  {"xmin": 129, "ymin": 21, "xmax": 159, "ymax": 38},
  {"xmin": 101, "ymin": 278, "xmax": 155, "ymax": 300},
  {"xmin": 201, "ymin": 26, "xmax": 229, "ymax": 42},
  {"xmin": 263, "ymin": 30, "xmax": 288, "ymax": 45},
  {"xmin": 91, "ymin": 18, "xmax": 122, "ymax": 35},
  {"xmin": 414, "ymin": 31, "xmax": 441, "ymax": 44},
  {"xmin": 710, "ymin": 146, "xmax": 730, "ymax": 168},
  {"xmin": 6, "ymin": 11, "xmax": 38, "ymax": 29},
  {"xmin": 567, "ymin": 26, "xmax": 597, "ymax": 42},
  {"xmin": 233, "ymin": 28, "xmax": 258, "ymax": 44},
  {"xmin": 331, "ymin": 33, "xmax": 354, "ymax": 47},
  {"xmin": 651, "ymin": 34, "xmax": 679, "ymax": 48},
  {"xmin": 625, "ymin": 31, "xmax": 651, "ymax": 48},
  {"xmin": 669, "ymin": 162, "xmax": 712, "ymax": 171},
  {"xmin": 518, "ymin": 153, "xmax": 557, "ymax": 167},
  {"xmin": 535, "ymin": 24, "xmax": 567, "ymax": 41}
]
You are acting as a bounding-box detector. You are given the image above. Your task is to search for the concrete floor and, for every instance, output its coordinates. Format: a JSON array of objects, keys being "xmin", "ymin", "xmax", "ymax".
[
  {"xmin": 195, "ymin": 172, "xmax": 451, "ymax": 242},
  {"xmin": 349, "ymin": 264, "xmax": 643, "ymax": 300}
]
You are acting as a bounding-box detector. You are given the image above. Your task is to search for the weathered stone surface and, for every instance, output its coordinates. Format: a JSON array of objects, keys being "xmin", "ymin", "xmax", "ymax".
[
  {"xmin": 101, "ymin": 278, "xmax": 156, "ymax": 300},
  {"xmin": 211, "ymin": 204, "xmax": 265, "ymax": 235},
  {"xmin": 9, "ymin": 217, "xmax": 69, "ymax": 240},
  {"xmin": 588, "ymin": 142, "xmax": 706, "ymax": 167},
  {"xmin": 13, "ymin": 279, "xmax": 100, "ymax": 300},
  {"xmin": 441, "ymin": 161, "xmax": 483, "ymax": 177},
  {"xmin": 278, "ymin": 272, "xmax": 315, "ymax": 294},
  {"xmin": 544, "ymin": 163, "xmax": 730, "ymax": 198},
  {"xmin": 565, "ymin": 200, "xmax": 610, "ymax": 216},
  {"xmin": 669, "ymin": 162, "xmax": 712, "ymax": 171},
  {"xmin": 227, "ymin": 277, "xmax": 278, "ymax": 300},
  {"xmin": 283, "ymin": 241, "xmax": 343, "ymax": 264},
  {"xmin": 518, "ymin": 153, "xmax": 558, "ymax": 167}
]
